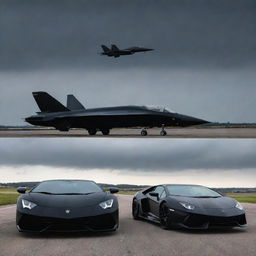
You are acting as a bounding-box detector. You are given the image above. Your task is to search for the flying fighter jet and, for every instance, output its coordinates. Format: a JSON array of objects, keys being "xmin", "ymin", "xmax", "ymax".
[
  {"xmin": 101, "ymin": 44, "xmax": 154, "ymax": 58},
  {"xmin": 25, "ymin": 92, "xmax": 209, "ymax": 136}
]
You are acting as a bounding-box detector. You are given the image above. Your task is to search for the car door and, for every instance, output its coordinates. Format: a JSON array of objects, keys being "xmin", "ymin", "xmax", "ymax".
[{"xmin": 148, "ymin": 186, "xmax": 165, "ymax": 216}]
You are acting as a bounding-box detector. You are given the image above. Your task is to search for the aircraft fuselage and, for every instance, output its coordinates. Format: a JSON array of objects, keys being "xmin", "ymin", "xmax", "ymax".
[{"xmin": 26, "ymin": 105, "xmax": 208, "ymax": 132}]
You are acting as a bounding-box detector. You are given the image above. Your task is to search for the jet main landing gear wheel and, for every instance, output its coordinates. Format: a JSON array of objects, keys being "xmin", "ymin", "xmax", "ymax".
[
  {"xmin": 160, "ymin": 130, "xmax": 167, "ymax": 136},
  {"xmin": 88, "ymin": 129, "xmax": 97, "ymax": 135},
  {"xmin": 160, "ymin": 124, "xmax": 167, "ymax": 136},
  {"xmin": 101, "ymin": 129, "xmax": 110, "ymax": 135},
  {"xmin": 141, "ymin": 129, "xmax": 148, "ymax": 136}
]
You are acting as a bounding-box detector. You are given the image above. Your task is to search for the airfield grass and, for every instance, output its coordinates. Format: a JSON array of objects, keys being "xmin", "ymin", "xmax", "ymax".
[
  {"xmin": 225, "ymin": 193, "xmax": 256, "ymax": 203},
  {"xmin": 0, "ymin": 193, "xmax": 19, "ymax": 206},
  {"xmin": 0, "ymin": 187, "xmax": 19, "ymax": 205},
  {"xmin": 0, "ymin": 187, "xmax": 17, "ymax": 193},
  {"xmin": 117, "ymin": 190, "xmax": 137, "ymax": 195}
]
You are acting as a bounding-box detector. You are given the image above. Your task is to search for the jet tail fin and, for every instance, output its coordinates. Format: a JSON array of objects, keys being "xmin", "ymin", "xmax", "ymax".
[
  {"xmin": 67, "ymin": 95, "xmax": 85, "ymax": 110},
  {"xmin": 111, "ymin": 44, "xmax": 119, "ymax": 51},
  {"xmin": 32, "ymin": 92, "xmax": 70, "ymax": 113},
  {"xmin": 101, "ymin": 45, "xmax": 110, "ymax": 53}
]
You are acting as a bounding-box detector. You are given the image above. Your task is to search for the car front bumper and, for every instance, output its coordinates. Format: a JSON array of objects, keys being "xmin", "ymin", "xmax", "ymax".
[
  {"xmin": 169, "ymin": 210, "xmax": 247, "ymax": 229},
  {"xmin": 16, "ymin": 210, "xmax": 119, "ymax": 232}
]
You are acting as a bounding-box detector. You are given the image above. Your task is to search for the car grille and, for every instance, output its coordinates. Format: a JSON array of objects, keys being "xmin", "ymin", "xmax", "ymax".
[
  {"xmin": 183, "ymin": 213, "xmax": 246, "ymax": 228},
  {"xmin": 17, "ymin": 212, "xmax": 118, "ymax": 232}
]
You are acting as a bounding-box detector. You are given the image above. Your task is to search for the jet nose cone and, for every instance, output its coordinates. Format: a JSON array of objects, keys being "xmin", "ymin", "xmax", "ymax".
[
  {"xmin": 145, "ymin": 48, "xmax": 154, "ymax": 51},
  {"xmin": 25, "ymin": 116, "xmax": 41, "ymax": 125},
  {"xmin": 192, "ymin": 118, "xmax": 209, "ymax": 125},
  {"xmin": 25, "ymin": 117, "xmax": 32, "ymax": 123}
]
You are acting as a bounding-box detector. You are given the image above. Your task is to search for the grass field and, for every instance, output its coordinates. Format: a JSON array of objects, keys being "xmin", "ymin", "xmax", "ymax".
[
  {"xmin": 0, "ymin": 187, "xmax": 17, "ymax": 193},
  {"xmin": 225, "ymin": 193, "xmax": 256, "ymax": 203},
  {"xmin": 0, "ymin": 187, "xmax": 19, "ymax": 205},
  {"xmin": 0, "ymin": 187, "xmax": 255, "ymax": 206},
  {"xmin": 0, "ymin": 193, "xmax": 19, "ymax": 206},
  {"xmin": 118, "ymin": 190, "xmax": 137, "ymax": 195}
]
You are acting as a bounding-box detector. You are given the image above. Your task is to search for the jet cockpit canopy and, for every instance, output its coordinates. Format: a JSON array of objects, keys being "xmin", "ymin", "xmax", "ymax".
[{"xmin": 144, "ymin": 105, "xmax": 175, "ymax": 113}]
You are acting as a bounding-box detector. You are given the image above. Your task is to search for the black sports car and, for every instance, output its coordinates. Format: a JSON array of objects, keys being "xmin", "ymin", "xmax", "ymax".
[
  {"xmin": 16, "ymin": 180, "xmax": 119, "ymax": 232},
  {"xmin": 132, "ymin": 184, "xmax": 247, "ymax": 229}
]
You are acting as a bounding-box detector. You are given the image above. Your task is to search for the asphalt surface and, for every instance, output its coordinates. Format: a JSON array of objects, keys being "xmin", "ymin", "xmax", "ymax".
[
  {"xmin": 1, "ymin": 128, "xmax": 256, "ymax": 138},
  {"xmin": 0, "ymin": 195, "xmax": 255, "ymax": 256}
]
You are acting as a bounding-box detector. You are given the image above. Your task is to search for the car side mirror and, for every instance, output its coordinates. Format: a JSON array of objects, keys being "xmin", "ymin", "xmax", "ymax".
[
  {"xmin": 149, "ymin": 192, "xmax": 159, "ymax": 200},
  {"xmin": 109, "ymin": 187, "xmax": 119, "ymax": 194},
  {"xmin": 17, "ymin": 187, "xmax": 27, "ymax": 194}
]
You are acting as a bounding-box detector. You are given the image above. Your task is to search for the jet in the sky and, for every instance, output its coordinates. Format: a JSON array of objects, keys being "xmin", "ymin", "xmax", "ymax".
[
  {"xmin": 25, "ymin": 92, "xmax": 209, "ymax": 136},
  {"xmin": 101, "ymin": 44, "xmax": 154, "ymax": 58}
]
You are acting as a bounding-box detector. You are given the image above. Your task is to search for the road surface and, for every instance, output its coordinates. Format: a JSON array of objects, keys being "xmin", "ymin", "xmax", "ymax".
[
  {"xmin": 1, "ymin": 128, "xmax": 256, "ymax": 138},
  {"xmin": 0, "ymin": 195, "xmax": 255, "ymax": 256}
]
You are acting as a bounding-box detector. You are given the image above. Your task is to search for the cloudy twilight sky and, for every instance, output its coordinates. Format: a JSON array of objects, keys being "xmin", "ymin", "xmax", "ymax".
[
  {"xmin": 0, "ymin": 0, "xmax": 256, "ymax": 125},
  {"xmin": 0, "ymin": 139, "xmax": 256, "ymax": 187}
]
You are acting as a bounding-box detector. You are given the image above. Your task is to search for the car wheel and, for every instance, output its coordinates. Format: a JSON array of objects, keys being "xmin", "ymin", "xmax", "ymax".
[
  {"xmin": 132, "ymin": 199, "xmax": 141, "ymax": 220},
  {"xmin": 159, "ymin": 203, "xmax": 171, "ymax": 229}
]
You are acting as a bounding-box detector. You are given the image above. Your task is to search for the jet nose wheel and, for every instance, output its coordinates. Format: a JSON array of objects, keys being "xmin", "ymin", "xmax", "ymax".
[
  {"xmin": 141, "ymin": 129, "xmax": 148, "ymax": 136},
  {"xmin": 160, "ymin": 130, "xmax": 167, "ymax": 136}
]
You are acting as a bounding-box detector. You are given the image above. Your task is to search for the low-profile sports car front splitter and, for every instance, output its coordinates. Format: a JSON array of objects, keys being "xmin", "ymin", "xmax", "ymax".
[
  {"xmin": 16, "ymin": 210, "xmax": 119, "ymax": 232},
  {"xmin": 168, "ymin": 209, "xmax": 247, "ymax": 229}
]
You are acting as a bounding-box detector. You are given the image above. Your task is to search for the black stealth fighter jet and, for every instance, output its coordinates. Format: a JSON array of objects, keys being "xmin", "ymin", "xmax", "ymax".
[
  {"xmin": 25, "ymin": 92, "xmax": 209, "ymax": 136},
  {"xmin": 101, "ymin": 44, "xmax": 154, "ymax": 58}
]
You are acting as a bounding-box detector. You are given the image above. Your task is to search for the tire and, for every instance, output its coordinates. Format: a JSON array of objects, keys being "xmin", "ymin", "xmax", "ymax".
[
  {"xmin": 141, "ymin": 130, "xmax": 147, "ymax": 136},
  {"xmin": 159, "ymin": 203, "xmax": 171, "ymax": 229},
  {"xmin": 160, "ymin": 130, "xmax": 167, "ymax": 136},
  {"xmin": 88, "ymin": 129, "xmax": 97, "ymax": 135},
  {"xmin": 101, "ymin": 129, "xmax": 110, "ymax": 135},
  {"xmin": 132, "ymin": 199, "xmax": 141, "ymax": 220}
]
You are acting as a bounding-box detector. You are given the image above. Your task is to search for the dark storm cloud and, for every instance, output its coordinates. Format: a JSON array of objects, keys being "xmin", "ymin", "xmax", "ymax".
[
  {"xmin": 0, "ymin": 139, "xmax": 256, "ymax": 172},
  {"xmin": 0, "ymin": 0, "xmax": 256, "ymax": 70}
]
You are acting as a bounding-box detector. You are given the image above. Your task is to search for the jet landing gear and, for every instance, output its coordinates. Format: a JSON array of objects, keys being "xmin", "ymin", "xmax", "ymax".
[
  {"xmin": 160, "ymin": 125, "xmax": 167, "ymax": 136},
  {"xmin": 141, "ymin": 128, "xmax": 148, "ymax": 136},
  {"xmin": 100, "ymin": 129, "xmax": 110, "ymax": 135},
  {"xmin": 88, "ymin": 129, "xmax": 97, "ymax": 135},
  {"xmin": 87, "ymin": 129, "xmax": 110, "ymax": 136}
]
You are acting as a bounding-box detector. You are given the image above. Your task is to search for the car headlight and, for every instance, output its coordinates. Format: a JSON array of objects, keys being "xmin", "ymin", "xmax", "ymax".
[
  {"xmin": 179, "ymin": 202, "xmax": 195, "ymax": 210},
  {"xmin": 235, "ymin": 201, "xmax": 243, "ymax": 210},
  {"xmin": 21, "ymin": 199, "xmax": 37, "ymax": 210},
  {"xmin": 99, "ymin": 199, "xmax": 114, "ymax": 209}
]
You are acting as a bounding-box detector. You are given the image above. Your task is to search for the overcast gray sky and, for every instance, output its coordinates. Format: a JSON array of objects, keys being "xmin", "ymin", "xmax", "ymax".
[
  {"xmin": 0, "ymin": 139, "xmax": 256, "ymax": 187},
  {"xmin": 0, "ymin": 0, "xmax": 256, "ymax": 124}
]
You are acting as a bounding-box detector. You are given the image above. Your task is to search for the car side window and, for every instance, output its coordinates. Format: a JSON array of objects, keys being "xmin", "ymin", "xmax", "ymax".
[
  {"xmin": 154, "ymin": 186, "xmax": 164, "ymax": 196},
  {"xmin": 159, "ymin": 190, "xmax": 166, "ymax": 199}
]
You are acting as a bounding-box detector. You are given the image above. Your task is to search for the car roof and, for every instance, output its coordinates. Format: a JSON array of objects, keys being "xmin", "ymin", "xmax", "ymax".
[
  {"xmin": 163, "ymin": 184, "xmax": 203, "ymax": 187},
  {"xmin": 40, "ymin": 179, "xmax": 96, "ymax": 183}
]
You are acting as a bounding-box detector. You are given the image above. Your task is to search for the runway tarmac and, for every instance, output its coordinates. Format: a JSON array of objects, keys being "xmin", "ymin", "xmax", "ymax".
[
  {"xmin": 1, "ymin": 128, "xmax": 256, "ymax": 138},
  {"xmin": 0, "ymin": 195, "xmax": 255, "ymax": 256}
]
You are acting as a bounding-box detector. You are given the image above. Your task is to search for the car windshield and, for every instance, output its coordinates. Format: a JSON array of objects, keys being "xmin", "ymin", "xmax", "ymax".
[
  {"xmin": 166, "ymin": 185, "xmax": 221, "ymax": 198},
  {"xmin": 144, "ymin": 105, "xmax": 174, "ymax": 113},
  {"xmin": 31, "ymin": 180, "xmax": 103, "ymax": 195}
]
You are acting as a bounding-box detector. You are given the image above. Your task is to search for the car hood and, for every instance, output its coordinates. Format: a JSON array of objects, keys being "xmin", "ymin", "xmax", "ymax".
[
  {"xmin": 26, "ymin": 192, "xmax": 108, "ymax": 208},
  {"xmin": 169, "ymin": 196, "xmax": 236, "ymax": 209}
]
